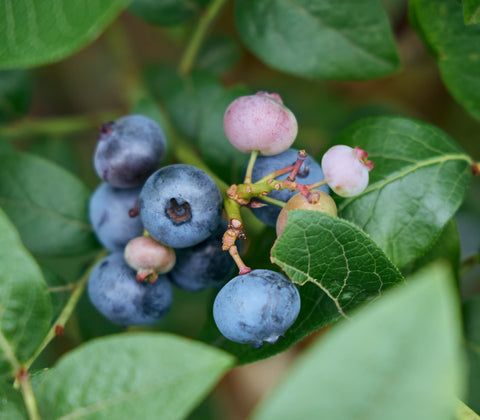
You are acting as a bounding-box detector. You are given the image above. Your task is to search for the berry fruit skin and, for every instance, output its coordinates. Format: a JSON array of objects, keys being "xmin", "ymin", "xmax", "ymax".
[
  {"xmin": 276, "ymin": 192, "xmax": 338, "ymax": 236},
  {"xmin": 89, "ymin": 183, "xmax": 143, "ymax": 252},
  {"xmin": 250, "ymin": 148, "xmax": 329, "ymax": 226},
  {"xmin": 223, "ymin": 92, "xmax": 298, "ymax": 156},
  {"xmin": 321, "ymin": 145, "xmax": 373, "ymax": 197},
  {"xmin": 94, "ymin": 114, "xmax": 167, "ymax": 188},
  {"xmin": 139, "ymin": 164, "xmax": 223, "ymax": 248},
  {"xmin": 169, "ymin": 222, "xmax": 235, "ymax": 292},
  {"xmin": 87, "ymin": 253, "xmax": 173, "ymax": 326},
  {"xmin": 213, "ymin": 269, "xmax": 301, "ymax": 348},
  {"xmin": 124, "ymin": 236, "xmax": 176, "ymax": 282}
]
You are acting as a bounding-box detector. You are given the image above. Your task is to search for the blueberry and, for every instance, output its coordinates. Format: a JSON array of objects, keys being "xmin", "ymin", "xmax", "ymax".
[
  {"xmin": 87, "ymin": 253, "xmax": 173, "ymax": 326},
  {"xmin": 94, "ymin": 114, "xmax": 167, "ymax": 188},
  {"xmin": 89, "ymin": 183, "xmax": 143, "ymax": 252},
  {"xmin": 169, "ymin": 221, "xmax": 235, "ymax": 292},
  {"xmin": 250, "ymin": 148, "xmax": 330, "ymax": 226},
  {"xmin": 321, "ymin": 145, "xmax": 373, "ymax": 197},
  {"xmin": 213, "ymin": 269, "xmax": 301, "ymax": 348},
  {"xmin": 224, "ymin": 92, "xmax": 298, "ymax": 155},
  {"xmin": 139, "ymin": 164, "xmax": 223, "ymax": 248}
]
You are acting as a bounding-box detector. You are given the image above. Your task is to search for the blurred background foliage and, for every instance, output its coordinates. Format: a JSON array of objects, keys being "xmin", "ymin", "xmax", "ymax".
[{"xmin": 1, "ymin": 0, "xmax": 480, "ymax": 418}]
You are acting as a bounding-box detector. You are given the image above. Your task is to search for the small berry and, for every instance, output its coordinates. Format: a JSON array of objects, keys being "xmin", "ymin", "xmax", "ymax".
[
  {"xmin": 94, "ymin": 114, "xmax": 167, "ymax": 188},
  {"xmin": 223, "ymin": 92, "xmax": 298, "ymax": 156},
  {"xmin": 276, "ymin": 191, "xmax": 338, "ymax": 236},
  {"xmin": 213, "ymin": 269, "xmax": 301, "ymax": 348},
  {"xmin": 169, "ymin": 222, "xmax": 236, "ymax": 292},
  {"xmin": 139, "ymin": 164, "xmax": 223, "ymax": 248},
  {"xmin": 321, "ymin": 145, "xmax": 373, "ymax": 197},
  {"xmin": 89, "ymin": 183, "xmax": 143, "ymax": 252},
  {"xmin": 124, "ymin": 236, "xmax": 176, "ymax": 282},
  {"xmin": 88, "ymin": 253, "xmax": 173, "ymax": 326}
]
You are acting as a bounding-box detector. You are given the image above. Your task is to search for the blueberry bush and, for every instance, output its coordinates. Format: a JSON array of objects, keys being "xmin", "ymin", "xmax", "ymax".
[{"xmin": 1, "ymin": 1, "xmax": 480, "ymax": 419}]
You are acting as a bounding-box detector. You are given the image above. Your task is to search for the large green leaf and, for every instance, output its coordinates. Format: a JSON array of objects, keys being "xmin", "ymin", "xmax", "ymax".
[
  {"xmin": 464, "ymin": 296, "xmax": 480, "ymax": 413},
  {"xmin": 0, "ymin": 152, "xmax": 98, "ymax": 256},
  {"xmin": 0, "ymin": 70, "xmax": 31, "ymax": 122},
  {"xmin": 335, "ymin": 116, "xmax": 472, "ymax": 269},
  {"xmin": 36, "ymin": 333, "xmax": 234, "ymax": 419},
  {"xmin": 0, "ymin": 0, "xmax": 129, "ymax": 69},
  {"xmin": 199, "ymin": 211, "xmax": 404, "ymax": 364},
  {"xmin": 463, "ymin": 0, "xmax": 480, "ymax": 24},
  {"xmin": 411, "ymin": 0, "xmax": 480, "ymax": 121},
  {"xmin": 235, "ymin": 0, "xmax": 400, "ymax": 80},
  {"xmin": 252, "ymin": 262, "xmax": 464, "ymax": 420},
  {"xmin": 0, "ymin": 209, "xmax": 52, "ymax": 379}
]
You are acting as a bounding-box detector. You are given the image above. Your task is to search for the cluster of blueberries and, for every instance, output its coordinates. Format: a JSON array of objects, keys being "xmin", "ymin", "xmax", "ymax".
[{"xmin": 88, "ymin": 92, "xmax": 373, "ymax": 348}]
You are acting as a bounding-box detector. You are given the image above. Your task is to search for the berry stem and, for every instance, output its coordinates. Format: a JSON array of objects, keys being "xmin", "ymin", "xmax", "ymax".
[
  {"xmin": 178, "ymin": 0, "xmax": 229, "ymax": 76},
  {"xmin": 18, "ymin": 370, "xmax": 40, "ymax": 420},
  {"xmin": 23, "ymin": 250, "xmax": 108, "ymax": 371},
  {"xmin": 257, "ymin": 195, "xmax": 286, "ymax": 208},
  {"xmin": 287, "ymin": 150, "xmax": 308, "ymax": 181},
  {"xmin": 305, "ymin": 179, "xmax": 327, "ymax": 190},
  {"xmin": 244, "ymin": 150, "xmax": 259, "ymax": 185},
  {"xmin": 258, "ymin": 164, "xmax": 295, "ymax": 184},
  {"xmin": 228, "ymin": 245, "xmax": 252, "ymax": 275}
]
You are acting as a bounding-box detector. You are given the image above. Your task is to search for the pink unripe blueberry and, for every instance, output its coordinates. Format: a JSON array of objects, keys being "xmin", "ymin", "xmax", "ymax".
[
  {"xmin": 125, "ymin": 236, "xmax": 176, "ymax": 282},
  {"xmin": 276, "ymin": 192, "xmax": 338, "ymax": 236},
  {"xmin": 223, "ymin": 92, "xmax": 298, "ymax": 156},
  {"xmin": 321, "ymin": 145, "xmax": 374, "ymax": 197}
]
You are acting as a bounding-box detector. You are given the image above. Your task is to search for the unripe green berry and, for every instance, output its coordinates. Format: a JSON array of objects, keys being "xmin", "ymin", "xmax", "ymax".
[{"xmin": 276, "ymin": 192, "xmax": 338, "ymax": 236}]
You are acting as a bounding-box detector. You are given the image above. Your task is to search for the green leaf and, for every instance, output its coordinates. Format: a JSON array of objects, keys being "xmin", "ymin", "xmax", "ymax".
[
  {"xmin": 128, "ymin": 0, "xmax": 203, "ymax": 26},
  {"xmin": 335, "ymin": 116, "xmax": 472, "ymax": 268},
  {"xmin": 0, "ymin": 0, "xmax": 129, "ymax": 69},
  {"xmin": 251, "ymin": 262, "xmax": 464, "ymax": 420},
  {"xmin": 463, "ymin": 0, "xmax": 480, "ymax": 24},
  {"xmin": 0, "ymin": 208, "xmax": 52, "ymax": 379},
  {"xmin": 195, "ymin": 36, "xmax": 243, "ymax": 76},
  {"xmin": 0, "ymin": 70, "xmax": 31, "ymax": 122},
  {"xmin": 402, "ymin": 218, "xmax": 460, "ymax": 280},
  {"xmin": 463, "ymin": 296, "xmax": 480, "ymax": 413},
  {"xmin": 0, "ymin": 382, "xmax": 27, "ymax": 419},
  {"xmin": 40, "ymin": 265, "xmax": 71, "ymax": 322},
  {"xmin": 28, "ymin": 138, "xmax": 78, "ymax": 173},
  {"xmin": 199, "ymin": 211, "xmax": 404, "ymax": 364},
  {"xmin": 235, "ymin": 0, "xmax": 400, "ymax": 80},
  {"xmin": 411, "ymin": 0, "xmax": 480, "ymax": 121},
  {"xmin": 199, "ymin": 86, "xmax": 250, "ymax": 184},
  {"xmin": 0, "ymin": 151, "xmax": 98, "ymax": 256},
  {"xmin": 163, "ymin": 71, "xmax": 223, "ymax": 141},
  {"xmin": 36, "ymin": 333, "xmax": 234, "ymax": 419}
]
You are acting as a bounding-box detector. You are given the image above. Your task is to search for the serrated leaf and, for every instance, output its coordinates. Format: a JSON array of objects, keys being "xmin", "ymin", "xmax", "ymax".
[
  {"xmin": 335, "ymin": 116, "xmax": 472, "ymax": 268},
  {"xmin": 0, "ymin": 152, "xmax": 98, "ymax": 256},
  {"xmin": 0, "ymin": 0, "xmax": 129, "ymax": 69},
  {"xmin": 128, "ymin": 0, "xmax": 203, "ymax": 26},
  {"xmin": 463, "ymin": 296, "xmax": 480, "ymax": 413},
  {"xmin": 36, "ymin": 333, "xmax": 234, "ymax": 419},
  {"xmin": 199, "ymin": 86, "xmax": 250, "ymax": 184},
  {"xmin": 0, "ymin": 382, "xmax": 27, "ymax": 419},
  {"xmin": 272, "ymin": 211, "xmax": 404, "ymax": 315},
  {"xmin": 463, "ymin": 0, "xmax": 480, "ymax": 24},
  {"xmin": 251, "ymin": 262, "xmax": 464, "ymax": 420},
  {"xmin": 235, "ymin": 0, "xmax": 400, "ymax": 80},
  {"xmin": 0, "ymin": 208, "xmax": 52, "ymax": 379},
  {"xmin": 198, "ymin": 211, "xmax": 403, "ymax": 364},
  {"xmin": 411, "ymin": 0, "xmax": 480, "ymax": 120}
]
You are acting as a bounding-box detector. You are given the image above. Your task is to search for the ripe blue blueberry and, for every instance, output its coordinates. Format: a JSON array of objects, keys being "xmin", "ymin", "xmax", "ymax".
[
  {"xmin": 169, "ymin": 222, "xmax": 235, "ymax": 292},
  {"xmin": 250, "ymin": 148, "xmax": 329, "ymax": 226},
  {"xmin": 94, "ymin": 114, "xmax": 167, "ymax": 188},
  {"xmin": 89, "ymin": 183, "xmax": 143, "ymax": 252},
  {"xmin": 139, "ymin": 164, "xmax": 223, "ymax": 248},
  {"xmin": 213, "ymin": 269, "xmax": 301, "ymax": 348},
  {"xmin": 87, "ymin": 253, "xmax": 173, "ymax": 326}
]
